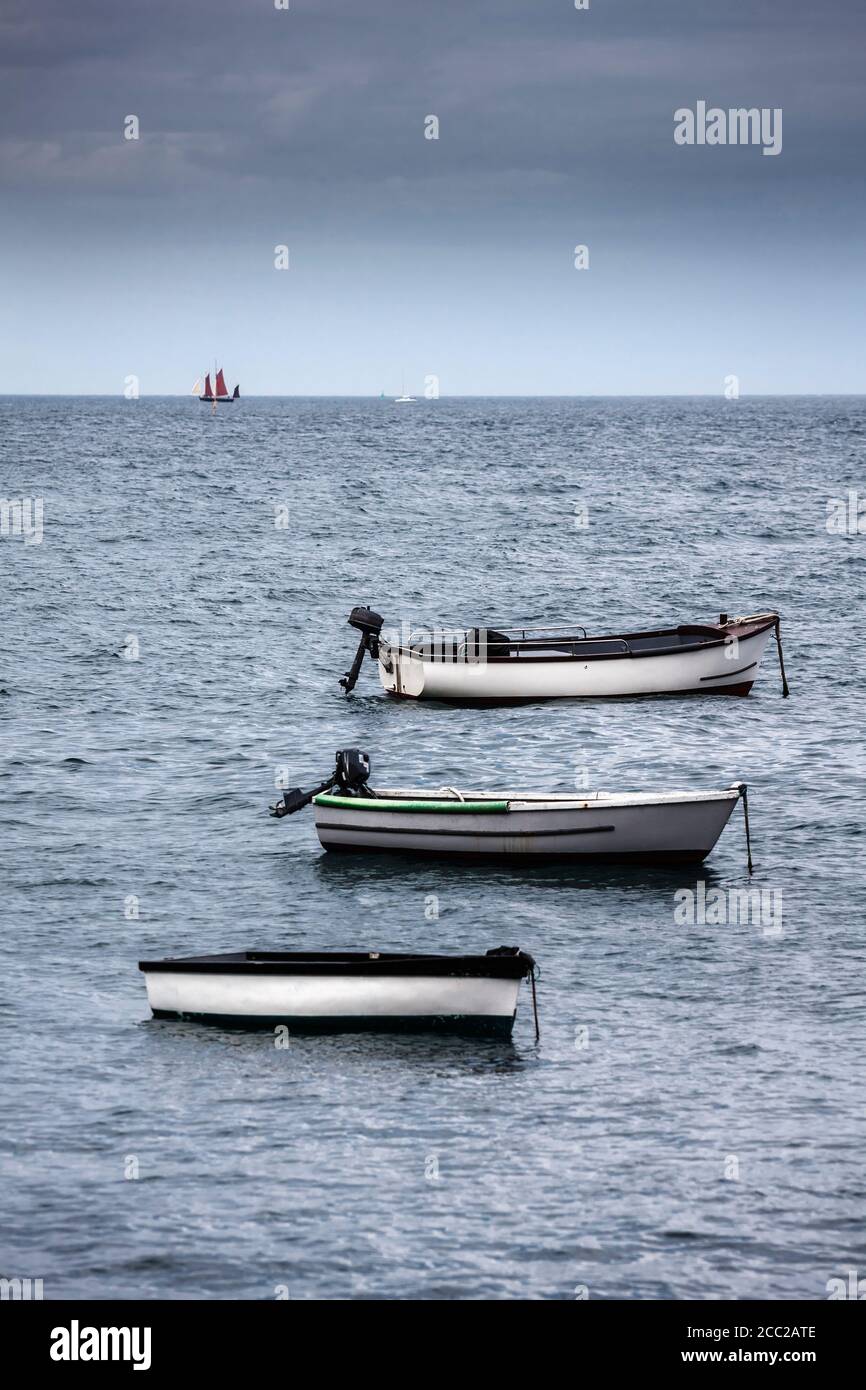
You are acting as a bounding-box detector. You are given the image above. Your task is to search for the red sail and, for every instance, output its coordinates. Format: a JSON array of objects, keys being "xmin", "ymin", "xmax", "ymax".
[
  {"xmin": 203, "ymin": 373, "xmax": 212, "ymax": 398},
  {"xmin": 215, "ymin": 369, "xmax": 228, "ymax": 398}
]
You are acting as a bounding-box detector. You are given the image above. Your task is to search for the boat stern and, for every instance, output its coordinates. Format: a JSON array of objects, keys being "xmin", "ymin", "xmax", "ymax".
[{"xmin": 378, "ymin": 642, "xmax": 426, "ymax": 698}]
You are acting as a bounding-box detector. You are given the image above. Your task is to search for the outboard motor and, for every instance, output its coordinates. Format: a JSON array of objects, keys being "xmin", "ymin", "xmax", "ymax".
[
  {"xmin": 270, "ymin": 749, "xmax": 374, "ymax": 817},
  {"xmin": 340, "ymin": 606, "xmax": 385, "ymax": 693},
  {"xmin": 334, "ymin": 747, "xmax": 372, "ymax": 794}
]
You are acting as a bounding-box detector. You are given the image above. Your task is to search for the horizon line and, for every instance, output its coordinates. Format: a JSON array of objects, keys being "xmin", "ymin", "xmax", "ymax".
[{"xmin": 2, "ymin": 392, "xmax": 865, "ymax": 401}]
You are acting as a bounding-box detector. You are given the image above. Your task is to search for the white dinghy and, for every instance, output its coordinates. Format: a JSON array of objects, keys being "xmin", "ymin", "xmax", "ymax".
[
  {"xmin": 339, "ymin": 606, "xmax": 789, "ymax": 703},
  {"xmin": 270, "ymin": 750, "xmax": 754, "ymax": 869},
  {"xmin": 140, "ymin": 946, "xmax": 537, "ymax": 1038}
]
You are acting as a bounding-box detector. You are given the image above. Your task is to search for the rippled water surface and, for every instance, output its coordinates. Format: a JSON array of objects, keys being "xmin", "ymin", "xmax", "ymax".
[{"xmin": 2, "ymin": 396, "xmax": 864, "ymax": 1300}]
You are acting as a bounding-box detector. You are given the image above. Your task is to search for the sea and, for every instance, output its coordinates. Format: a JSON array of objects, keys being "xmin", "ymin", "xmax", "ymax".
[{"xmin": 1, "ymin": 395, "xmax": 864, "ymax": 1300}]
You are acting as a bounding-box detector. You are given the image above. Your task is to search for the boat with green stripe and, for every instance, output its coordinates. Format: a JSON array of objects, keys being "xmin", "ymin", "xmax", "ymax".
[
  {"xmin": 270, "ymin": 749, "xmax": 752, "ymax": 867},
  {"xmin": 314, "ymin": 793, "xmax": 510, "ymax": 814}
]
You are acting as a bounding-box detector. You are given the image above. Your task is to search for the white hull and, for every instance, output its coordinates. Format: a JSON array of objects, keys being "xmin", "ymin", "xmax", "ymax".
[
  {"xmin": 313, "ymin": 787, "xmax": 741, "ymax": 861},
  {"xmin": 144, "ymin": 970, "xmax": 520, "ymax": 1022},
  {"xmin": 377, "ymin": 624, "xmax": 774, "ymax": 701}
]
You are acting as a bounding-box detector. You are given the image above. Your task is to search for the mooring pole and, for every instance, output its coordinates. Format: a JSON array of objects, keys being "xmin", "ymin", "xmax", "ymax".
[
  {"xmin": 529, "ymin": 967, "xmax": 540, "ymax": 1041},
  {"xmin": 736, "ymin": 783, "xmax": 754, "ymax": 875},
  {"xmin": 774, "ymin": 616, "xmax": 790, "ymax": 698}
]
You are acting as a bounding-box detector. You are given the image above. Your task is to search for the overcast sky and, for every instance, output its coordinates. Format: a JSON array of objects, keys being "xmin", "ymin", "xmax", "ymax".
[{"xmin": 1, "ymin": 0, "xmax": 864, "ymax": 393}]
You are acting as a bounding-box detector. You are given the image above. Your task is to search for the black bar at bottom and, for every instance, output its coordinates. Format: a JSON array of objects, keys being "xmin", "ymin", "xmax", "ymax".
[{"xmin": 2, "ymin": 1297, "xmax": 859, "ymax": 1374}]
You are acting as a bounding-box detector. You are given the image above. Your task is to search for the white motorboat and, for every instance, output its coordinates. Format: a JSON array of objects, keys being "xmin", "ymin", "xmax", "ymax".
[
  {"xmin": 139, "ymin": 946, "xmax": 537, "ymax": 1037},
  {"xmin": 270, "ymin": 749, "xmax": 754, "ymax": 868},
  {"xmin": 339, "ymin": 606, "xmax": 789, "ymax": 703}
]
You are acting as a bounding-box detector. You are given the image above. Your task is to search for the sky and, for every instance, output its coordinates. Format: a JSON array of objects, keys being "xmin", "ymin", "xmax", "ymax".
[{"xmin": 1, "ymin": 0, "xmax": 864, "ymax": 394}]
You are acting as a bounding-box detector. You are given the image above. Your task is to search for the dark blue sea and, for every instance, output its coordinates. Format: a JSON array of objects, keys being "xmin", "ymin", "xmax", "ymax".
[{"xmin": 2, "ymin": 396, "xmax": 864, "ymax": 1300}]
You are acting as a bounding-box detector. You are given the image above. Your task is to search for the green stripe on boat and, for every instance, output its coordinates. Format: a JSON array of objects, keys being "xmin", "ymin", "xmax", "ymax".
[{"xmin": 313, "ymin": 794, "xmax": 509, "ymax": 814}]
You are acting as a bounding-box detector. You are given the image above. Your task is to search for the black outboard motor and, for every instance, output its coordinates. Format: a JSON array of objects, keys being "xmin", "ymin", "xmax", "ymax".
[
  {"xmin": 340, "ymin": 606, "xmax": 385, "ymax": 694},
  {"xmin": 270, "ymin": 748, "xmax": 374, "ymax": 817},
  {"xmin": 334, "ymin": 747, "xmax": 372, "ymax": 793}
]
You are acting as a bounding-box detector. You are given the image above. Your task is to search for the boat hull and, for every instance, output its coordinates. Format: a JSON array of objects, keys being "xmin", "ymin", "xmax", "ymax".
[
  {"xmin": 377, "ymin": 621, "xmax": 774, "ymax": 702},
  {"xmin": 140, "ymin": 951, "xmax": 530, "ymax": 1036},
  {"xmin": 313, "ymin": 789, "xmax": 740, "ymax": 863}
]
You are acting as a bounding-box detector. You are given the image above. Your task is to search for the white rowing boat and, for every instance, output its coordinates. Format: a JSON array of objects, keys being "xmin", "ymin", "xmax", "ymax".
[
  {"xmin": 270, "ymin": 749, "xmax": 754, "ymax": 868},
  {"xmin": 339, "ymin": 606, "xmax": 789, "ymax": 703},
  {"xmin": 139, "ymin": 946, "xmax": 537, "ymax": 1037}
]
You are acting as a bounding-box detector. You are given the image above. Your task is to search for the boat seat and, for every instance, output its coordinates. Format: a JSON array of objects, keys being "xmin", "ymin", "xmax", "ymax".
[{"xmin": 410, "ymin": 628, "xmax": 514, "ymax": 661}]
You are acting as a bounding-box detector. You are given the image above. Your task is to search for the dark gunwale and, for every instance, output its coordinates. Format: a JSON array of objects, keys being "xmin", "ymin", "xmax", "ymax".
[
  {"xmin": 388, "ymin": 616, "xmax": 775, "ymax": 665},
  {"xmin": 139, "ymin": 950, "xmax": 535, "ymax": 979}
]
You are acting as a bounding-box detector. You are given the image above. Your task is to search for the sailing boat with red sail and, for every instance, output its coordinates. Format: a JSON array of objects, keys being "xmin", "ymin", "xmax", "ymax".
[{"xmin": 198, "ymin": 367, "xmax": 240, "ymax": 403}]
